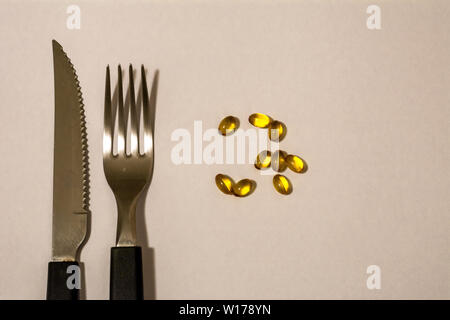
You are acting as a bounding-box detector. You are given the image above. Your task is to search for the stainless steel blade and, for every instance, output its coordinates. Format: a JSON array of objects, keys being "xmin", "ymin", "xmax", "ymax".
[{"xmin": 51, "ymin": 40, "xmax": 89, "ymax": 262}]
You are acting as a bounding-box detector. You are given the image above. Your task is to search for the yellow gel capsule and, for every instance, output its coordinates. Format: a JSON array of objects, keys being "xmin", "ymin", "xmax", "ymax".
[
  {"xmin": 286, "ymin": 154, "xmax": 305, "ymax": 173},
  {"xmin": 271, "ymin": 150, "xmax": 288, "ymax": 172},
  {"xmin": 232, "ymin": 179, "xmax": 256, "ymax": 197},
  {"xmin": 268, "ymin": 120, "xmax": 287, "ymax": 141},
  {"xmin": 215, "ymin": 174, "xmax": 235, "ymax": 195},
  {"xmin": 248, "ymin": 113, "xmax": 272, "ymax": 128},
  {"xmin": 254, "ymin": 150, "xmax": 272, "ymax": 170},
  {"xmin": 218, "ymin": 116, "xmax": 240, "ymax": 136},
  {"xmin": 273, "ymin": 174, "xmax": 293, "ymax": 195}
]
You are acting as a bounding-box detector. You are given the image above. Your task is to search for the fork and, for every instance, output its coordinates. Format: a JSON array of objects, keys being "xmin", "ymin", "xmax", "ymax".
[{"xmin": 103, "ymin": 64, "xmax": 155, "ymax": 300}]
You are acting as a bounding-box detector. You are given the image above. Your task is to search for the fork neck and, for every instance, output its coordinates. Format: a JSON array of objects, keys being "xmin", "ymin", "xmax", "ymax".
[{"xmin": 115, "ymin": 198, "xmax": 138, "ymax": 247}]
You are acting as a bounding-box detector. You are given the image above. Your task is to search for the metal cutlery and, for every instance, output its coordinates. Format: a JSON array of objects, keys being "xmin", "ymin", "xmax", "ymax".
[
  {"xmin": 103, "ymin": 65, "xmax": 155, "ymax": 300},
  {"xmin": 46, "ymin": 40, "xmax": 90, "ymax": 300}
]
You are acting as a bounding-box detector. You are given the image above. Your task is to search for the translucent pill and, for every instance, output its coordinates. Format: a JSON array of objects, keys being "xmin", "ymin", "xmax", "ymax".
[
  {"xmin": 254, "ymin": 150, "xmax": 272, "ymax": 170},
  {"xmin": 215, "ymin": 174, "xmax": 235, "ymax": 195},
  {"xmin": 232, "ymin": 179, "xmax": 256, "ymax": 197},
  {"xmin": 268, "ymin": 120, "xmax": 287, "ymax": 141},
  {"xmin": 218, "ymin": 116, "xmax": 240, "ymax": 136},
  {"xmin": 286, "ymin": 154, "xmax": 305, "ymax": 173},
  {"xmin": 271, "ymin": 150, "xmax": 288, "ymax": 172},
  {"xmin": 248, "ymin": 113, "xmax": 272, "ymax": 128},
  {"xmin": 273, "ymin": 174, "xmax": 293, "ymax": 195}
]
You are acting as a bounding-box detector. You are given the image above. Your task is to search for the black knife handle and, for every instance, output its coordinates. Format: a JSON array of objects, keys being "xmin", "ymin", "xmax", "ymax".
[
  {"xmin": 47, "ymin": 261, "xmax": 80, "ymax": 300},
  {"xmin": 110, "ymin": 246, "xmax": 143, "ymax": 300}
]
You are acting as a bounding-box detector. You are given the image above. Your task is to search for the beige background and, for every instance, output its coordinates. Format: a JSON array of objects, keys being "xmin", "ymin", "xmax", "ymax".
[{"xmin": 0, "ymin": 0, "xmax": 449, "ymax": 299}]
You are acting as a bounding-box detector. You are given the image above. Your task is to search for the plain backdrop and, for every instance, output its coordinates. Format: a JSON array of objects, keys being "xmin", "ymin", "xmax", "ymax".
[{"xmin": 0, "ymin": 0, "xmax": 449, "ymax": 299}]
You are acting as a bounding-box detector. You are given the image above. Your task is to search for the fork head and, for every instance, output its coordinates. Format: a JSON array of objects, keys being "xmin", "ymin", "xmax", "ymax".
[{"xmin": 103, "ymin": 64, "xmax": 155, "ymax": 246}]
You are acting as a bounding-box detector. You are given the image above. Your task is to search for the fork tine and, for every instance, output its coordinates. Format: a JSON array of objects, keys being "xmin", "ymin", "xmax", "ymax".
[
  {"xmin": 141, "ymin": 65, "xmax": 153, "ymax": 154},
  {"xmin": 104, "ymin": 65, "xmax": 113, "ymax": 156},
  {"xmin": 117, "ymin": 65, "xmax": 126, "ymax": 155},
  {"xmin": 149, "ymin": 69, "xmax": 158, "ymax": 133},
  {"xmin": 128, "ymin": 64, "xmax": 139, "ymax": 155}
]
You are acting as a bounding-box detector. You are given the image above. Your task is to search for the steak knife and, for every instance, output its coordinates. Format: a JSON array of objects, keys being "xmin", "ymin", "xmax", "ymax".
[{"xmin": 46, "ymin": 40, "xmax": 90, "ymax": 300}]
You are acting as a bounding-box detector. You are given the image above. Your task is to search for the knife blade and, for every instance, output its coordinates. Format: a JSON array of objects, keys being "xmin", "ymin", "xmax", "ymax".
[{"xmin": 46, "ymin": 40, "xmax": 90, "ymax": 300}]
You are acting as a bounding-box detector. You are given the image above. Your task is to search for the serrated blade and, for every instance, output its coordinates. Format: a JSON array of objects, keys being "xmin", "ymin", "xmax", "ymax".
[{"xmin": 51, "ymin": 40, "xmax": 89, "ymax": 262}]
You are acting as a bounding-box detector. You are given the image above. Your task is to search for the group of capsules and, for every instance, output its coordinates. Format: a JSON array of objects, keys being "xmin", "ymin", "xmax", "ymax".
[{"xmin": 215, "ymin": 113, "xmax": 306, "ymax": 197}]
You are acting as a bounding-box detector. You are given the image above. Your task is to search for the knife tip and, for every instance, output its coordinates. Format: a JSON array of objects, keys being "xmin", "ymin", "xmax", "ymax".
[{"xmin": 52, "ymin": 39, "xmax": 63, "ymax": 50}]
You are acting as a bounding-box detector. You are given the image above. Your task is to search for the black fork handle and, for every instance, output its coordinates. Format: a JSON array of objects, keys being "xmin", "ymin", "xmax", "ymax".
[
  {"xmin": 110, "ymin": 246, "xmax": 143, "ymax": 300},
  {"xmin": 46, "ymin": 261, "xmax": 80, "ymax": 300}
]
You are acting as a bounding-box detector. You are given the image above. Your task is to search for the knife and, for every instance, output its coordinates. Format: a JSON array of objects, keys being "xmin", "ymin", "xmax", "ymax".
[{"xmin": 46, "ymin": 40, "xmax": 90, "ymax": 300}]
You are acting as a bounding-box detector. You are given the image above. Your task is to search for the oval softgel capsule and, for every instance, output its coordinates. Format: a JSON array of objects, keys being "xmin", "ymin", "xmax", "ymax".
[
  {"xmin": 218, "ymin": 116, "xmax": 240, "ymax": 136},
  {"xmin": 232, "ymin": 179, "xmax": 256, "ymax": 197},
  {"xmin": 273, "ymin": 174, "xmax": 293, "ymax": 195},
  {"xmin": 255, "ymin": 150, "xmax": 272, "ymax": 170},
  {"xmin": 215, "ymin": 174, "xmax": 235, "ymax": 195},
  {"xmin": 268, "ymin": 120, "xmax": 287, "ymax": 141},
  {"xmin": 272, "ymin": 150, "xmax": 288, "ymax": 172},
  {"xmin": 286, "ymin": 154, "xmax": 305, "ymax": 173},
  {"xmin": 248, "ymin": 113, "xmax": 272, "ymax": 128}
]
